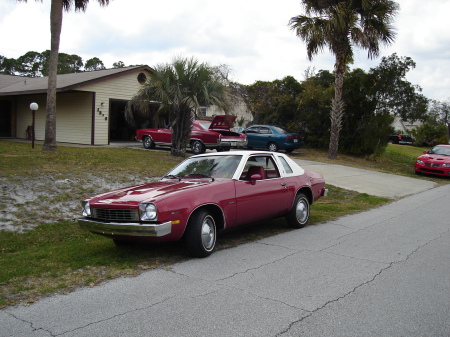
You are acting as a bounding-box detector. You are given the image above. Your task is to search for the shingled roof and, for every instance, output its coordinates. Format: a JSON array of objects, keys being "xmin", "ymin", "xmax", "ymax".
[{"xmin": 0, "ymin": 65, "xmax": 153, "ymax": 96}]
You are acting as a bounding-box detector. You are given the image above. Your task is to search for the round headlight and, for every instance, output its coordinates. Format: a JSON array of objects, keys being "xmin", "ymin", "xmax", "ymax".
[
  {"xmin": 140, "ymin": 203, "xmax": 157, "ymax": 221},
  {"xmin": 416, "ymin": 160, "xmax": 424, "ymax": 165}
]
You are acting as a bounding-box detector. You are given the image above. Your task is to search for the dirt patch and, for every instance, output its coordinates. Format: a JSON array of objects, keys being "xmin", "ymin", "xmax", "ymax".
[{"xmin": 0, "ymin": 173, "xmax": 155, "ymax": 232}]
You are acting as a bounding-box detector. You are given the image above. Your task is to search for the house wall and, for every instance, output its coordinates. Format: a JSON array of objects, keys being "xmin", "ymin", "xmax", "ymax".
[
  {"xmin": 16, "ymin": 92, "xmax": 92, "ymax": 144},
  {"xmin": 78, "ymin": 70, "xmax": 151, "ymax": 145},
  {"xmin": 206, "ymin": 96, "xmax": 253, "ymax": 129}
]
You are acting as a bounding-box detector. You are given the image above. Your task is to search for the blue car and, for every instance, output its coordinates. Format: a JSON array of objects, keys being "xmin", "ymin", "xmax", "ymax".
[{"xmin": 243, "ymin": 125, "xmax": 303, "ymax": 153}]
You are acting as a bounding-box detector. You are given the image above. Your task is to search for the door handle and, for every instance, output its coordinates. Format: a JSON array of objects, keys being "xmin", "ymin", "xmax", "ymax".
[{"xmin": 281, "ymin": 183, "xmax": 286, "ymax": 186}]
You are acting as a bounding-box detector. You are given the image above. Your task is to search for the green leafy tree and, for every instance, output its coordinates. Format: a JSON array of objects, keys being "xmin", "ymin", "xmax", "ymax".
[
  {"xmin": 18, "ymin": 0, "xmax": 111, "ymax": 151},
  {"xmin": 40, "ymin": 50, "xmax": 84, "ymax": 76},
  {"xmin": 369, "ymin": 54, "xmax": 428, "ymax": 121},
  {"xmin": 85, "ymin": 57, "xmax": 106, "ymax": 71},
  {"xmin": 411, "ymin": 123, "xmax": 448, "ymax": 147},
  {"xmin": 428, "ymin": 99, "xmax": 450, "ymax": 141},
  {"xmin": 289, "ymin": 0, "xmax": 399, "ymax": 159},
  {"xmin": 113, "ymin": 61, "xmax": 125, "ymax": 68},
  {"xmin": 127, "ymin": 57, "xmax": 230, "ymax": 157},
  {"xmin": 14, "ymin": 51, "xmax": 44, "ymax": 77},
  {"xmin": 341, "ymin": 68, "xmax": 394, "ymax": 157},
  {"xmin": 244, "ymin": 76, "xmax": 303, "ymax": 126},
  {"xmin": 0, "ymin": 55, "xmax": 17, "ymax": 75},
  {"xmin": 295, "ymin": 70, "xmax": 334, "ymax": 148}
]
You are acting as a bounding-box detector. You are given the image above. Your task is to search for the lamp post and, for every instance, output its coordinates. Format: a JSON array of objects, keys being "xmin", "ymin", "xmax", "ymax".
[{"xmin": 30, "ymin": 102, "xmax": 39, "ymax": 149}]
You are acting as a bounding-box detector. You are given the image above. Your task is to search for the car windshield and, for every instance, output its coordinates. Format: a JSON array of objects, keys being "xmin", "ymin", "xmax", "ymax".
[
  {"xmin": 272, "ymin": 126, "xmax": 292, "ymax": 134},
  {"xmin": 165, "ymin": 155, "xmax": 243, "ymax": 179},
  {"xmin": 429, "ymin": 146, "xmax": 450, "ymax": 156},
  {"xmin": 198, "ymin": 121, "xmax": 211, "ymax": 130}
]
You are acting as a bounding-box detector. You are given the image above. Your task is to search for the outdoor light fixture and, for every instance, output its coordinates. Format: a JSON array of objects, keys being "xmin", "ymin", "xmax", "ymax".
[{"xmin": 30, "ymin": 102, "xmax": 39, "ymax": 149}]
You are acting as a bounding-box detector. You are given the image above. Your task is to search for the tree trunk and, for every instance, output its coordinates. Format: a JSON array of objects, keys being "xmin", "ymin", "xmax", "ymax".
[
  {"xmin": 171, "ymin": 107, "xmax": 191, "ymax": 157},
  {"xmin": 42, "ymin": 0, "xmax": 62, "ymax": 151},
  {"xmin": 328, "ymin": 56, "xmax": 345, "ymax": 160}
]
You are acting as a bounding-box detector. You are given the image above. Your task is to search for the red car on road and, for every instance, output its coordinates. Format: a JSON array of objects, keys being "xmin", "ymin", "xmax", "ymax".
[
  {"xmin": 415, "ymin": 144, "xmax": 450, "ymax": 177},
  {"xmin": 136, "ymin": 115, "xmax": 247, "ymax": 154},
  {"xmin": 78, "ymin": 151, "xmax": 327, "ymax": 257}
]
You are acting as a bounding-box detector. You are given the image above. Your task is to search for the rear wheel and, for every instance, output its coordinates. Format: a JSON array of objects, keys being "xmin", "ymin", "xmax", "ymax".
[
  {"xmin": 191, "ymin": 140, "xmax": 206, "ymax": 154},
  {"xmin": 267, "ymin": 142, "xmax": 279, "ymax": 152},
  {"xmin": 143, "ymin": 136, "xmax": 155, "ymax": 149},
  {"xmin": 286, "ymin": 193, "xmax": 310, "ymax": 228},
  {"xmin": 186, "ymin": 209, "xmax": 216, "ymax": 257}
]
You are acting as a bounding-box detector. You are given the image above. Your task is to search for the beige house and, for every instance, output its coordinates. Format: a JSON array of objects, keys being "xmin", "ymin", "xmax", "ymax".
[{"xmin": 0, "ymin": 65, "xmax": 153, "ymax": 145}]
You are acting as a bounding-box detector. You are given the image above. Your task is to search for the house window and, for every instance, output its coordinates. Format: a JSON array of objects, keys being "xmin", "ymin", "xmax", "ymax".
[{"xmin": 200, "ymin": 107, "xmax": 207, "ymax": 116}]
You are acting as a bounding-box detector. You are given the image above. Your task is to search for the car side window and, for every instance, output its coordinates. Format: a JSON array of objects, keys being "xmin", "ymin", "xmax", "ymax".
[
  {"xmin": 246, "ymin": 126, "xmax": 259, "ymax": 134},
  {"xmin": 240, "ymin": 156, "xmax": 280, "ymax": 181},
  {"xmin": 259, "ymin": 127, "xmax": 271, "ymax": 134}
]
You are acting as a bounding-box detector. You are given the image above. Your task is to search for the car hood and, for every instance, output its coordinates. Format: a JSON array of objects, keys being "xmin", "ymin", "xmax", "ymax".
[
  {"xmin": 88, "ymin": 180, "xmax": 214, "ymax": 207},
  {"xmin": 418, "ymin": 154, "xmax": 450, "ymax": 163},
  {"xmin": 209, "ymin": 115, "xmax": 237, "ymax": 130}
]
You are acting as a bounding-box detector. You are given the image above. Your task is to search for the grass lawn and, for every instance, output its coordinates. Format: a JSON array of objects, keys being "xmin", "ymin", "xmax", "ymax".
[{"xmin": 0, "ymin": 140, "xmax": 447, "ymax": 308}]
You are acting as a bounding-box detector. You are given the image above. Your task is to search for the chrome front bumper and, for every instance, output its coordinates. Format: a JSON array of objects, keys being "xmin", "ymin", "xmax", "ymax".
[{"xmin": 78, "ymin": 218, "xmax": 172, "ymax": 237}]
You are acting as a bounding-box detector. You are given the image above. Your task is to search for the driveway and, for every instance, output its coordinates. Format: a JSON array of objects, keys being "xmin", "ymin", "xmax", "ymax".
[{"xmin": 294, "ymin": 159, "xmax": 437, "ymax": 199}]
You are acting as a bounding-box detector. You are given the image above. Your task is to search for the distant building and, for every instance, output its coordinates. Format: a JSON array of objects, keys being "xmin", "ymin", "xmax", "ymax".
[{"xmin": 392, "ymin": 116, "xmax": 422, "ymax": 134}]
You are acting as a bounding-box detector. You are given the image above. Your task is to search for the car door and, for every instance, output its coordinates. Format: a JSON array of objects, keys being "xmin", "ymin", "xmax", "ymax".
[
  {"xmin": 152, "ymin": 128, "xmax": 172, "ymax": 145},
  {"xmin": 256, "ymin": 126, "xmax": 273, "ymax": 148},
  {"xmin": 244, "ymin": 126, "xmax": 260, "ymax": 147},
  {"xmin": 234, "ymin": 155, "xmax": 292, "ymax": 225}
]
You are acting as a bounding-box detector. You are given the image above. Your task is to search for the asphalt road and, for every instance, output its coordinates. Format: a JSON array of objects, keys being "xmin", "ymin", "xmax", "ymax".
[{"xmin": 1, "ymin": 167, "xmax": 449, "ymax": 336}]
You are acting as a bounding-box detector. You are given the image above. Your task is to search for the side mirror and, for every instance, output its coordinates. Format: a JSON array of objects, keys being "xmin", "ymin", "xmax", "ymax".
[{"xmin": 250, "ymin": 174, "xmax": 261, "ymax": 185}]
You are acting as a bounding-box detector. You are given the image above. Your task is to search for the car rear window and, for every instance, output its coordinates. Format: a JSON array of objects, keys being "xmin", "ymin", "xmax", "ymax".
[
  {"xmin": 272, "ymin": 126, "xmax": 292, "ymax": 134},
  {"xmin": 278, "ymin": 156, "xmax": 293, "ymax": 173}
]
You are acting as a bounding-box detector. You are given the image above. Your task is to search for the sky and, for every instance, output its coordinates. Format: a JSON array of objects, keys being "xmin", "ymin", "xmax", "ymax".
[{"xmin": 1, "ymin": 0, "xmax": 449, "ymax": 101}]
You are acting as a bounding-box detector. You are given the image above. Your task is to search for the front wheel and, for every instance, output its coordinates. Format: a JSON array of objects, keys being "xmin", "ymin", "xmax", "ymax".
[
  {"xmin": 143, "ymin": 136, "xmax": 155, "ymax": 149},
  {"xmin": 286, "ymin": 193, "xmax": 310, "ymax": 228},
  {"xmin": 267, "ymin": 142, "xmax": 279, "ymax": 152},
  {"xmin": 186, "ymin": 209, "xmax": 217, "ymax": 257},
  {"xmin": 191, "ymin": 140, "xmax": 206, "ymax": 155}
]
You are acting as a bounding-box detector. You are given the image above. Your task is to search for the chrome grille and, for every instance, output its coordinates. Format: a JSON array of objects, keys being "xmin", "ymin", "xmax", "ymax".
[{"xmin": 92, "ymin": 208, "xmax": 139, "ymax": 221}]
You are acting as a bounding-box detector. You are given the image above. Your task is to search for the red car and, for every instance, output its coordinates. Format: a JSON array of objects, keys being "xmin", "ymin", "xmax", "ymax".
[
  {"xmin": 135, "ymin": 115, "xmax": 247, "ymax": 154},
  {"xmin": 78, "ymin": 151, "xmax": 328, "ymax": 257},
  {"xmin": 415, "ymin": 144, "xmax": 450, "ymax": 177}
]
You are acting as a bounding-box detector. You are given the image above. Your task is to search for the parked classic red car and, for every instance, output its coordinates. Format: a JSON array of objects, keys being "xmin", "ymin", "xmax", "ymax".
[
  {"xmin": 135, "ymin": 115, "xmax": 247, "ymax": 154},
  {"xmin": 78, "ymin": 151, "xmax": 328, "ymax": 257},
  {"xmin": 415, "ymin": 144, "xmax": 450, "ymax": 177}
]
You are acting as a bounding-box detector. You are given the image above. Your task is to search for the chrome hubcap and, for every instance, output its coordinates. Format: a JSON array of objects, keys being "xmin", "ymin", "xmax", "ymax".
[
  {"xmin": 201, "ymin": 216, "xmax": 215, "ymax": 250},
  {"xmin": 296, "ymin": 199, "xmax": 308, "ymax": 223}
]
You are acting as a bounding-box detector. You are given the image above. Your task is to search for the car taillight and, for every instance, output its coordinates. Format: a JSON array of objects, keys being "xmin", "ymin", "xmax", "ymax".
[{"xmin": 284, "ymin": 136, "xmax": 302, "ymax": 140}]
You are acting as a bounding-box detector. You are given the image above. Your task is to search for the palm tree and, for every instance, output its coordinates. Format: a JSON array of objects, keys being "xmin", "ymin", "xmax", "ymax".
[
  {"xmin": 19, "ymin": 0, "xmax": 110, "ymax": 151},
  {"xmin": 289, "ymin": 0, "xmax": 398, "ymax": 159},
  {"xmin": 128, "ymin": 57, "xmax": 230, "ymax": 157}
]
